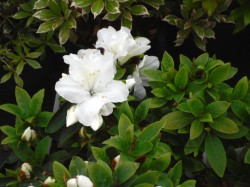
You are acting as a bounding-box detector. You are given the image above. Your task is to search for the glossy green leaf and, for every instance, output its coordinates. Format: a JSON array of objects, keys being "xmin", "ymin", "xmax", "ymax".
[
  {"xmin": 28, "ymin": 89, "xmax": 44, "ymax": 117},
  {"xmin": 25, "ymin": 59, "xmax": 41, "ymax": 69},
  {"xmin": 130, "ymin": 171, "xmax": 160, "ymax": 186},
  {"xmin": 33, "ymin": 0, "xmax": 49, "ymax": 9},
  {"xmin": 59, "ymin": 23, "xmax": 70, "ymax": 45},
  {"xmin": 161, "ymin": 51, "xmax": 174, "ymax": 73},
  {"xmin": 13, "ymin": 11, "xmax": 31, "ymax": 19},
  {"xmin": 33, "ymin": 9, "xmax": 58, "ymax": 21},
  {"xmin": 130, "ymin": 5, "xmax": 149, "ymax": 15},
  {"xmin": 205, "ymin": 134, "xmax": 226, "ymax": 177},
  {"xmin": 72, "ymin": 0, "xmax": 95, "ymax": 7},
  {"xmin": 231, "ymin": 100, "xmax": 250, "ymax": 122},
  {"xmin": 91, "ymin": 147, "xmax": 109, "ymax": 164},
  {"xmin": 105, "ymin": 0, "xmax": 120, "ymax": 14}
]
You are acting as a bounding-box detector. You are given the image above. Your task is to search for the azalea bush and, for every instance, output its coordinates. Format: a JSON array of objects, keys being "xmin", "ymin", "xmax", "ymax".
[{"xmin": 1, "ymin": 1, "xmax": 250, "ymax": 187}]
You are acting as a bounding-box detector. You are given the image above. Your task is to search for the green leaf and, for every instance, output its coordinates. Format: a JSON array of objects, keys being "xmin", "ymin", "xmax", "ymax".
[
  {"xmin": 72, "ymin": 0, "xmax": 95, "ymax": 7},
  {"xmin": 114, "ymin": 161, "xmax": 139, "ymax": 185},
  {"xmin": 33, "ymin": 9, "xmax": 58, "ymax": 21},
  {"xmin": 244, "ymin": 147, "xmax": 250, "ymax": 164},
  {"xmin": 209, "ymin": 116, "xmax": 239, "ymax": 134},
  {"xmin": 0, "ymin": 104, "xmax": 21, "ymax": 116},
  {"xmin": 150, "ymin": 153, "xmax": 171, "ymax": 172},
  {"xmin": 58, "ymin": 125, "xmax": 80, "ymax": 148},
  {"xmin": 182, "ymin": 156, "xmax": 205, "ymax": 173},
  {"xmin": 202, "ymin": 0, "xmax": 217, "ymax": 16},
  {"xmin": 105, "ymin": 0, "xmax": 120, "ymax": 14},
  {"xmin": 26, "ymin": 52, "xmax": 41, "ymax": 59},
  {"xmin": 34, "ymin": 111, "xmax": 53, "ymax": 127},
  {"xmin": 208, "ymin": 63, "xmax": 231, "ymax": 85},
  {"xmin": 190, "ymin": 119, "xmax": 204, "ymax": 140},
  {"xmin": 178, "ymin": 180, "xmax": 196, "ymax": 187},
  {"xmin": 1, "ymin": 136, "xmax": 19, "ymax": 144},
  {"xmin": 53, "ymin": 161, "xmax": 71, "ymax": 185},
  {"xmin": 37, "ymin": 19, "xmax": 64, "ymax": 33},
  {"xmin": 91, "ymin": 147, "xmax": 109, "ymax": 164},
  {"xmin": 187, "ymin": 99, "xmax": 204, "ymax": 117},
  {"xmin": 231, "ymin": 100, "xmax": 250, "ymax": 122},
  {"xmin": 130, "ymin": 5, "xmax": 149, "ymax": 16},
  {"xmin": 205, "ymin": 134, "xmax": 226, "ymax": 177},
  {"xmin": 185, "ymin": 134, "xmax": 205, "ymax": 155},
  {"xmin": 130, "ymin": 171, "xmax": 160, "ymax": 186},
  {"xmin": 151, "ymin": 87, "xmax": 170, "ymax": 98},
  {"xmin": 215, "ymin": 125, "xmax": 248, "ymax": 139},
  {"xmin": 15, "ymin": 87, "xmax": 31, "ymax": 118},
  {"xmin": 131, "ymin": 140, "xmax": 153, "ymax": 157},
  {"xmin": 174, "ymin": 67, "xmax": 188, "ymax": 90},
  {"xmin": 88, "ymin": 162, "xmax": 113, "ymax": 187},
  {"xmin": 59, "ymin": 23, "xmax": 70, "ymax": 45},
  {"xmin": 118, "ymin": 114, "xmax": 132, "ymax": 138},
  {"xmin": 25, "ymin": 59, "xmax": 41, "ymax": 69},
  {"xmin": 1, "ymin": 72, "xmax": 12, "ymax": 84},
  {"xmin": 49, "ymin": 0, "xmax": 61, "ymax": 15},
  {"xmin": 138, "ymin": 120, "xmax": 165, "ymax": 141},
  {"xmin": 12, "ymin": 142, "xmax": 35, "ymax": 162},
  {"xmin": 0, "ymin": 126, "xmax": 16, "ymax": 136},
  {"xmin": 46, "ymin": 102, "xmax": 72, "ymax": 133},
  {"xmin": 143, "ymin": 70, "xmax": 164, "ymax": 81},
  {"xmin": 91, "ymin": 0, "xmax": 104, "ymax": 18},
  {"xmin": 13, "ymin": 11, "xmax": 31, "ymax": 19},
  {"xmin": 35, "ymin": 136, "xmax": 52, "ymax": 164},
  {"xmin": 161, "ymin": 51, "xmax": 174, "ymax": 73},
  {"xmin": 179, "ymin": 54, "xmax": 192, "ymax": 73},
  {"xmin": 103, "ymin": 136, "xmax": 129, "ymax": 152},
  {"xmin": 195, "ymin": 53, "xmax": 209, "ymax": 68},
  {"xmin": 204, "ymin": 101, "xmax": 230, "ymax": 118},
  {"xmin": 167, "ymin": 161, "xmax": 182, "ymax": 186},
  {"xmin": 121, "ymin": 16, "xmax": 132, "ymax": 30},
  {"xmin": 69, "ymin": 156, "xmax": 87, "ymax": 176},
  {"xmin": 117, "ymin": 101, "xmax": 134, "ymax": 123},
  {"xmin": 163, "ymin": 111, "xmax": 194, "ymax": 130},
  {"xmin": 135, "ymin": 98, "xmax": 151, "ymax": 124},
  {"xmin": 28, "ymin": 89, "xmax": 44, "ymax": 117},
  {"xmin": 150, "ymin": 98, "xmax": 167, "ymax": 108},
  {"xmin": 33, "ymin": 0, "xmax": 49, "ymax": 9},
  {"xmin": 230, "ymin": 76, "xmax": 248, "ymax": 100}
]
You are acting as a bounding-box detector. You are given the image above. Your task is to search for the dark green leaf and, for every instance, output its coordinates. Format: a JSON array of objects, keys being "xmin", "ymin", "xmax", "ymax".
[
  {"xmin": 130, "ymin": 171, "xmax": 160, "ymax": 186},
  {"xmin": 205, "ymin": 101, "xmax": 230, "ymax": 118},
  {"xmin": 150, "ymin": 153, "xmax": 171, "ymax": 172},
  {"xmin": 138, "ymin": 120, "xmax": 165, "ymax": 141},
  {"xmin": 230, "ymin": 76, "xmax": 248, "ymax": 100},
  {"xmin": 35, "ymin": 136, "xmax": 52, "ymax": 164},
  {"xmin": 167, "ymin": 161, "xmax": 182, "ymax": 186},
  {"xmin": 91, "ymin": 147, "xmax": 109, "ymax": 164},
  {"xmin": 33, "ymin": 9, "xmax": 58, "ymax": 21},
  {"xmin": 135, "ymin": 98, "xmax": 151, "ymax": 124},
  {"xmin": 130, "ymin": 5, "xmax": 149, "ymax": 16},
  {"xmin": 205, "ymin": 134, "xmax": 226, "ymax": 177},
  {"xmin": 190, "ymin": 119, "xmax": 204, "ymax": 140},
  {"xmin": 53, "ymin": 161, "xmax": 71, "ymax": 185},
  {"xmin": 187, "ymin": 99, "xmax": 204, "ymax": 117},
  {"xmin": 69, "ymin": 156, "xmax": 87, "ymax": 176}
]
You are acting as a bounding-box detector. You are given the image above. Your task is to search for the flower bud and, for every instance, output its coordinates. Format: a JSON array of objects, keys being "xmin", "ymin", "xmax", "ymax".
[
  {"xmin": 21, "ymin": 127, "xmax": 36, "ymax": 142},
  {"xmin": 111, "ymin": 155, "xmax": 120, "ymax": 170},
  {"xmin": 20, "ymin": 163, "xmax": 32, "ymax": 179},
  {"xmin": 125, "ymin": 78, "xmax": 136, "ymax": 90},
  {"xmin": 67, "ymin": 175, "xmax": 93, "ymax": 187},
  {"xmin": 44, "ymin": 176, "xmax": 56, "ymax": 185}
]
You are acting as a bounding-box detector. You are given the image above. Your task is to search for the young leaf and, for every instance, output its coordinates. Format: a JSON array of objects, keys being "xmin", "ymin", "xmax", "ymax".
[
  {"xmin": 187, "ymin": 99, "xmax": 204, "ymax": 117},
  {"xmin": 175, "ymin": 67, "xmax": 188, "ymax": 90},
  {"xmin": 161, "ymin": 51, "xmax": 174, "ymax": 73},
  {"xmin": 167, "ymin": 161, "xmax": 182, "ymax": 186},
  {"xmin": 15, "ymin": 87, "xmax": 31, "ymax": 118},
  {"xmin": 205, "ymin": 134, "xmax": 226, "ymax": 177}
]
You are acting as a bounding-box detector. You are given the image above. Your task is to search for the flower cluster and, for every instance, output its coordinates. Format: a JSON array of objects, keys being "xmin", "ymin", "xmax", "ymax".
[{"xmin": 55, "ymin": 26, "xmax": 159, "ymax": 131}]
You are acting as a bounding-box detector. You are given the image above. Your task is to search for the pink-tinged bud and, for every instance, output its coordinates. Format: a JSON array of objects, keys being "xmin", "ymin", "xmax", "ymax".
[{"xmin": 19, "ymin": 163, "xmax": 32, "ymax": 180}]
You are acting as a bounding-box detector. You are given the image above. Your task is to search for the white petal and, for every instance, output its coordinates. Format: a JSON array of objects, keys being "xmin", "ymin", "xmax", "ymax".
[
  {"xmin": 21, "ymin": 127, "xmax": 32, "ymax": 142},
  {"xmin": 66, "ymin": 105, "xmax": 79, "ymax": 127},
  {"xmin": 63, "ymin": 54, "xmax": 79, "ymax": 65},
  {"xmin": 134, "ymin": 84, "xmax": 146, "ymax": 101},
  {"xmin": 55, "ymin": 74, "xmax": 90, "ymax": 104},
  {"xmin": 67, "ymin": 178, "xmax": 78, "ymax": 187},
  {"xmin": 125, "ymin": 78, "xmax": 136, "ymax": 90},
  {"xmin": 44, "ymin": 176, "xmax": 56, "ymax": 184},
  {"xmin": 100, "ymin": 103, "xmax": 115, "ymax": 116},
  {"xmin": 96, "ymin": 80, "xmax": 129, "ymax": 103},
  {"xmin": 77, "ymin": 96, "xmax": 107, "ymax": 131},
  {"xmin": 21, "ymin": 167, "xmax": 31, "ymax": 179},
  {"xmin": 138, "ymin": 55, "xmax": 159, "ymax": 71},
  {"xmin": 77, "ymin": 175, "xmax": 93, "ymax": 187},
  {"xmin": 21, "ymin": 163, "xmax": 32, "ymax": 172}
]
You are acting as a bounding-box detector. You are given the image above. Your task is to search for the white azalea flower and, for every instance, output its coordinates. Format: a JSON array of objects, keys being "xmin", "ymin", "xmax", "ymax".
[
  {"xmin": 67, "ymin": 175, "xmax": 93, "ymax": 187},
  {"xmin": 128, "ymin": 55, "xmax": 160, "ymax": 100},
  {"xmin": 20, "ymin": 163, "xmax": 32, "ymax": 179},
  {"xmin": 55, "ymin": 49, "xmax": 129, "ymax": 131},
  {"xmin": 21, "ymin": 127, "xmax": 36, "ymax": 142},
  {"xmin": 95, "ymin": 26, "xmax": 151, "ymax": 65}
]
